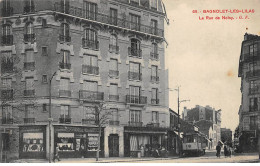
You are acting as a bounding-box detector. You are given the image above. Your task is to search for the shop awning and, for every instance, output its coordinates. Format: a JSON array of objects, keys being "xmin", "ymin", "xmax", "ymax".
[
  {"xmin": 23, "ymin": 133, "xmax": 43, "ymax": 139},
  {"xmin": 58, "ymin": 133, "xmax": 74, "ymax": 138}
]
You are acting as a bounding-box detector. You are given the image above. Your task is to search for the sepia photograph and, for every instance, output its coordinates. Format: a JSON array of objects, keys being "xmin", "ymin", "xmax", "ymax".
[{"xmin": 0, "ymin": 0, "xmax": 260, "ymax": 163}]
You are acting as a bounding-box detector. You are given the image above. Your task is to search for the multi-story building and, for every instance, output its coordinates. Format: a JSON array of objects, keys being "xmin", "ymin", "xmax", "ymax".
[
  {"xmin": 182, "ymin": 105, "xmax": 221, "ymax": 148},
  {"xmin": 0, "ymin": 0, "xmax": 169, "ymax": 161},
  {"xmin": 238, "ymin": 33, "xmax": 260, "ymax": 152}
]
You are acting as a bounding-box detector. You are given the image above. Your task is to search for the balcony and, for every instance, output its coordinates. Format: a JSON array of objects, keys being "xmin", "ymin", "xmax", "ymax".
[
  {"xmin": 109, "ymin": 95, "xmax": 119, "ymax": 101},
  {"xmin": 151, "ymin": 76, "xmax": 159, "ymax": 83},
  {"xmin": 128, "ymin": 47, "xmax": 142, "ymax": 58},
  {"xmin": 59, "ymin": 118, "xmax": 72, "ymax": 124},
  {"xmin": 242, "ymin": 52, "xmax": 260, "ymax": 63},
  {"xmin": 82, "ymin": 65, "xmax": 99, "ymax": 75},
  {"xmin": 59, "ymin": 90, "xmax": 71, "ymax": 97},
  {"xmin": 79, "ymin": 90, "xmax": 104, "ymax": 101},
  {"xmin": 2, "ymin": 7, "xmax": 13, "ymax": 17},
  {"xmin": 249, "ymin": 87, "xmax": 260, "ymax": 95},
  {"xmin": 151, "ymin": 99, "xmax": 159, "ymax": 105},
  {"xmin": 249, "ymin": 106, "xmax": 258, "ymax": 112},
  {"xmin": 146, "ymin": 123, "xmax": 159, "ymax": 127},
  {"xmin": 53, "ymin": 3, "xmax": 164, "ymax": 38},
  {"xmin": 150, "ymin": 52, "xmax": 159, "ymax": 60},
  {"xmin": 109, "ymin": 120, "xmax": 119, "ymax": 126},
  {"xmin": 109, "ymin": 70, "xmax": 119, "ymax": 77},
  {"xmin": 24, "ymin": 5, "xmax": 35, "ymax": 13},
  {"xmin": 24, "ymin": 62, "xmax": 35, "ymax": 71},
  {"xmin": 82, "ymin": 39, "xmax": 99, "ymax": 50},
  {"xmin": 128, "ymin": 121, "xmax": 143, "ymax": 127},
  {"xmin": 1, "ymin": 35, "xmax": 13, "ymax": 45},
  {"xmin": 1, "ymin": 63, "xmax": 13, "ymax": 74},
  {"xmin": 1, "ymin": 118, "xmax": 13, "ymax": 124},
  {"xmin": 59, "ymin": 35, "xmax": 71, "ymax": 42},
  {"xmin": 128, "ymin": 71, "xmax": 142, "ymax": 81},
  {"xmin": 59, "ymin": 62, "xmax": 71, "ymax": 70},
  {"xmin": 82, "ymin": 119, "xmax": 96, "ymax": 125},
  {"xmin": 246, "ymin": 70, "xmax": 260, "ymax": 79},
  {"xmin": 24, "ymin": 118, "xmax": 35, "ymax": 124},
  {"xmin": 24, "ymin": 34, "xmax": 35, "ymax": 43},
  {"xmin": 1, "ymin": 89, "xmax": 14, "ymax": 100},
  {"xmin": 109, "ymin": 44, "xmax": 119, "ymax": 54},
  {"xmin": 24, "ymin": 90, "xmax": 35, "ymax": 97},
  {"xmin": 126, "ymin": 95, "xmax": 147, "ymax": 104}
]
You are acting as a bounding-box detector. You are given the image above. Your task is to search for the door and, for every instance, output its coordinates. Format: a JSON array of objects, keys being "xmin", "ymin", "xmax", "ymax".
[{"xmin": 108, "ymin": 134, "xmax": 119, "ymax": 157}]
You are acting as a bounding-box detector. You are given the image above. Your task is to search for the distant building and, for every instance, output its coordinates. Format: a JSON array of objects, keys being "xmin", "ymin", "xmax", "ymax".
[
  {"xmin": 221, "ymin": 128, "xmax": 232, "ymax": 145},
  {"xmin": 182, "ymin": 105, "xmax": 221, "ymax": 148}
]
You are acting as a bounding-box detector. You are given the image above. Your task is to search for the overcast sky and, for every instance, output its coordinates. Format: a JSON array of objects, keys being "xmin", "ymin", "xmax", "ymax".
[{"xmin": 165, "ymin": 0, "xmax": 260, "ymax": 131}]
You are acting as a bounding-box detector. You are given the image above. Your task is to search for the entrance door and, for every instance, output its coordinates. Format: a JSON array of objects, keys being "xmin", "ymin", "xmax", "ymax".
[{"xmin": 108, "ymin": 134, "xmax": 119, "ymax": 157}]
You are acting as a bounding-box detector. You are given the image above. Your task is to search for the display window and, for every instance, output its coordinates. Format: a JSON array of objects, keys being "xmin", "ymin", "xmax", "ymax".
[
  {"xmin": 22, "ymin": 133, "xmax": 44, "ymax": 152},
  {"xmin": 88, "ymin": 133, "xmax": 99, "ymax": 151}
]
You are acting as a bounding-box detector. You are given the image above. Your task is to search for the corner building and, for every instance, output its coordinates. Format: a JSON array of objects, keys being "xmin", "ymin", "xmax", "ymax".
[{"xmin": 0, "ymin": 0, "xmax": 169, "ymax": 161}]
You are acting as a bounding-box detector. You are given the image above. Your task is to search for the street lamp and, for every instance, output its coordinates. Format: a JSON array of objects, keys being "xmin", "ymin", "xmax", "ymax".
[
  {"xmin": 48, "ymin": 71, "xmax": 56, "ymax": 163},
  {"xmin": 174, "ymin": 86, "xmax": 189, "ymax": 157}
]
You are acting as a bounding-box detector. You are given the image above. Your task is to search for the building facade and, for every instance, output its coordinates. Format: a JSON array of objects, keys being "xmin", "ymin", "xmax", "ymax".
[
  {"xmin": 0, "ymin": 0, "xmax": 169, "ymax": 161},
  {"xmin": 238, "ymin": 33, "xmax": 260, "ymax": 152},
  {"xmin": 182, "ymin": 105, "xmax": 221, "ymax": 148}
]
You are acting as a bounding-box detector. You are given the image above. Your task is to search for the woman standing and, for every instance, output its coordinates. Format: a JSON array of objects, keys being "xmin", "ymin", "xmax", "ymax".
[{"xmin": 216, "ymin": 142, "xmax": 221, "ymax": 158}]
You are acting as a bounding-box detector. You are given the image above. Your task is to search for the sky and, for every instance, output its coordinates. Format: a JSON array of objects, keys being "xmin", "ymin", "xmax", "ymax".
[{"xmin": 164, "ymin": 0, "xmax": 260, "ymax": 131}]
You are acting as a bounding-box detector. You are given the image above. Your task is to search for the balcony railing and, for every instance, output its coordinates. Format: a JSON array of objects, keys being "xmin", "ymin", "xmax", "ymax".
[
  {"xmin": 249, "ymin": 106, "xmax": 258, "ymax": 112},
  {"xmin": 24, "ymin": 62, "xmax": 35, "ymax": 71},
  {"xmin": 150, "ymin": 52, "xmax": 159, "ymax": 60},
  {"xmin": 53, "ymin": 3, "xmax": 164, "ymax": 38},
  {"xmin": 24, "ymin": 34, "xmax": 35, "ymax": 43},
  {"xmin": 82, "ymin": 119, "xmax": 97, "ymax": 125},
  {"xmin": 109, "ymin": 70, "xmax": 119, "ymax": 77},
  {"xmin": 128, "ymin": 71, "xmax": 142, "ymax": 81},
  {"xmin": 246, "ymin": 70, "xmax": 260, "ymax": 79},
  {"xmin": 242, "ymin": 51, "xmax": 260, "ymax": 63},
  {"xmin": 24, "ymin": 5, "xmax": 35, "ymax": 13},
  {"xmin": 2, "ymin": 7, "xmax": 13, "ymax": 17},
  {"xmin": 151, "ymin": 99, "xmax": 159, "ymax": 105},
  {"xmin": 24, "ymin": 118, "xmax": 35, "ymax": 124},
  {"xmin": 1, "ymin": 89, "xmax": 14, "ymax": 100},
  {"xmin": 24, "ymin": 90, "xmax": 35, "ymax": 97},
  {"xmin": 1, "ymin": 63, "xmax": 13, "ymax": 74},
  {"xmin": 109, "ymin": 120, "xmax": 119, "ymax": 126},
  {"xmin": 59, "ymin": 62, "xmax": 71, "ymax": 70},
  {"xmin": 126, "ymin": 95, "xmax": 147, "ymax": 104},
  {"xmin": 59, "ymin": 118, "xmax": 72, "ymax": 124},
  {"xmin": 82, "ymin": 65, "xmax": 99, "ymax": 75},
  {"xmin": 249, "ymin": 87, "xmax": 260, "ymax": 95},
  {"xmin": 151, "ymin": 76, "xmax": 159, "ymax": 83},
  {"xmin": 82, "ymin": 39, "xmax": 99, "ymax": 50},
  {"xmin": 59, "ymin": 35, "xmax": 71, "ymax": 42},
  {"xmin": 109, "ymin": 44, "xmax": 119, "ymax": 54},
  {"xmin": 146, "ymin": 123, "xmax": 159, "ymax": 127},
  {"xmin": 79, "ymin": 90, "xmax": 104, "ymax": 101},
  {"xmin": 128, "ymin": 47, "xmax": 142, "ymax": 58},
  {"xmin": 128, "ymin": 121, "xmax": 143, "ymax": 127},
  {"xmin": 1, "ymin": 118, "xmax": 13, "ymax": 124},
  {"xmin": 59, "ymin": 90, "xmax": 71, "ymax": 97},
  {"xmin": 1, "ymin": 35, "xmax": 13, "ymax": 45},
  {"xmin": 109, "ymin": 95, "xmax": 119, "ymax": 101}
]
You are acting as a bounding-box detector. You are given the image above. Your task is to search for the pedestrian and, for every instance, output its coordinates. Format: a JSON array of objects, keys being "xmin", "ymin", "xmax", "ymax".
[
  {"xmin": 224, "ymin": 143, "xmax": 228, "ymax": 157},
  {"xmin": 216, "ymin": 142, "xmax": 221, "ymax": 158},
  {"xmin": 53, "ymin": 146, "xmax": 61, "ymax": 162}
]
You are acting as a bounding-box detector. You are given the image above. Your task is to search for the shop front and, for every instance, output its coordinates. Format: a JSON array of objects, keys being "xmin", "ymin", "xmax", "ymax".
[
  {"xmin": 19, "ymin": 125, "xmax": 46, "ymax": 159},
  {"xmin": 54, "ymin": 125, "xmax": 104, "ymax": 158}
]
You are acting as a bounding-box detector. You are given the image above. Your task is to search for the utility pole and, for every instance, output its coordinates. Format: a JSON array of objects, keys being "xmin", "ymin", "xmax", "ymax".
[{"xmin": 48, "ymin": 72, "xmax": 56, "ymax": 163}]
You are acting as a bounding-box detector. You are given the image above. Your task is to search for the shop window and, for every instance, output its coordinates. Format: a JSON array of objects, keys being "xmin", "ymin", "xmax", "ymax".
[{"xmin": 22, "ymin": 133, "xmax": 44, "ymax": 152}]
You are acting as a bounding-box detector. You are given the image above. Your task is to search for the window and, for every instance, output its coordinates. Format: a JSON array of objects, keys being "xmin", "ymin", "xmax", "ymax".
[
  {"xmin": 151, "ymin": 88, "xmax": 159, "ymax": 104},
  {"xmin": 109, "ymin": 34, "xmax": 118, "ymax": 53},
  {"xmin": 110, "ymin": 8, "xmax": 117, "ymax": 25},
  {"xmin": 130, "ymin": 0, "xmax": 139, "ymax": 6},
  {"xmin": 42, "ymin": 18, "xmax": 47, "ymax": 27},
  {"xmin": 83, "ymin": 81, "xmax": 98, "ymax": 91},
  {"xmin": 60, "ymin": 77, "xmax": 70, "ymax": 91},
  {"xmin": 249, "ymin": 62, "xmax": 257, "ymax": 74},
  {"xmin": 2, "ymin": 24, "xmax": 12, "ymax": 36},
  {"xmin": 60, "ymin": 50, "xmax": 70, "ymax": 69},
  {"xmin": 60, "ymin": 0, "xmax": 70, "ymax": 13},
  {"xmin": 2, "ymin": 0, "xmax": 12, "ymax": 17},
  {"xmin": 60, "ymin": 23, "xmax": 70, "ymax": 42},
  {"xmin": 60, "ymin": 105, "xmax": 70, "ymax": 119},
  {"xmin": 83, "ymin": 29, "xmax": 98, "ymax": 49},
  {"xmin": 42, "ymin": 75, "xmax": 47, "ymax": 83},
  {"xmin": 129, "ymin": 62, "xmax": 141, "ymax": 80},
  {"xmin": 151, "ymin": 65, "xmax": 158, "ymax": 82},
  {"xmin": 85, "ymin": 55, "xmax": 97, "ymax": 66},
  {"xmin": 249, "ymin": 97, "xmax": 258, "ymax": 112},
  {"xmin": 150, "ymin": 0, "xmax": 158, "ymax": 10},
  {"xmin": 109, "ymin": 59, "xmax": 118, "ymax": 77},
  {"xmin": 84, "ymin": 1, "xmax": 97, "ymax": 20},
  {"xmin": 43, "ymin": 104, "xmax": 47, "ymax": 112},
  {"xmin": 130, "ymin": 110, "xmax": 141, "ymax": 122},
  {"xmin": 129, "ymin": 86, "xmax": 140, "ymax": 97},
  {"xmin": 151, "ymin": 43, "xmax": 158, "ymax": 59},
  {"xmin": 109, "ymin": 84, "xmax": 118, "ymax": 101},
  {"xmin": 110, "ymin": 108, "xmax": 119, "ymax": 122},
  {"xmin": 250, "ymin": 116, "xmax": 257, "ymax": 130},
  {"xmin": 1, "ymin": 51, "xmax": 13, "ymax": 73},
  {"xmin": 24, "ymin": 50, "xmax": 35, "ymax": 70},
  {"xmin": 2, "ymin": 24, "xmax": 13, "ymax": 45},
  {"xmin": 152, "ymin": 111, "xmax": 159, "ymax": 123},
  {"xmin": 2, "ymin": 78, "xmax": 12, "ymax": 89},
  {"xmin": 24, "ymin": 0, "xmax": 35, "ymax": 13},
  {"xmin": 83, "ymin": 106, "xmax": 96, "ymax": 120},
  {"xmin": 2, "ymin": 105, "xmax": 12, "ymax": 120},
  {"xmin": 151, "ymin": 20, "xmax": 158, "ymax": 34},
  {"xmin": 130, "ymin": 14, "xmax": 140, "ymax": 31},
  {"xmin": 25, "ymin": 22, "xmax": 34, "ymax": 35},
  {"xmin": 129, "ymin": 38, "xmax": 141, "ymax": 58},
  {"xmin": 249, "ymin": 43, "xmax": 258, "ymax": 56},
  {"xmin": 42, "ymin": 46, "xmax": 48, "ymax": 56}
]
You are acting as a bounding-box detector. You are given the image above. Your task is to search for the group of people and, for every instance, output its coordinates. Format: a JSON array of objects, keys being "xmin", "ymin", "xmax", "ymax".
[
  {"xmin": 139, "ymin": 144, "xmax": 168, "ymax": 158},
  {"xmin": 216, "ymin": 142, "xmax": 232, "ymax": 158}
]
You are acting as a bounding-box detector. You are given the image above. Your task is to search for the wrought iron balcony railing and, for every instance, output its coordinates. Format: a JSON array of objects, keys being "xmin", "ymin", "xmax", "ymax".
[
  {"xmin": 53, "ymin": 3, "xmax": 164, "ymax": 38},
  {"xmin": 109, "ymin": 120, "xmax": 119, "ymax": 126},
  {"xmin": 1, "ymin": 89, "xmax": 14, "ymax": 100},
  {"xmin": 1, "ymin": 118, "xmax": 13, "ymax": 124},
  {"xmin": 151, "ymin": 76, "xmax": 159, "ymax": 83},
  {"xmin": 59, "ymin": 118, "xmax": 71, "ymax": 124},
  {"xmin": 146, "ymin": 123, "xmax": 159, "ymax": 127},
  {"xmin": 24, "ymin": 118, "xmax": 35, "ymax": 124},
  {"xmin": 128, "ymin": 47, "xmax": 142, "ymax": 58},
  {"xmin": 2, "ymin": 7, "xmax": 13, "ymax": 17},
  {"xmin": 126, "ymin": 95, "xmax": 147, "ymax": 104},
  {"xmin": 24, "ymin": 34, "xmax": 35, "ymax": 43},
  {"xmin": 151, "ymin": 99, "xmax": 159, "ymax": 105},
  {"xmin": 128, "ymin": 121, "xmax": 143, "ymax": 127},
  {"xmin": 1, "ymin": 35, "xmax": 13, "ymax": 45},
  {"xmin": 82, "ymin": 119, "xmax": 97, "ymax": 125},
  {"xmin": 109, "ymin": 95, "xmax": 119, "ymax": 101},
  {"xmin": 242, "ymin": 51, "xmax": 260, "ymax": 63},
  {"xmin": 150, "ymin": 52, "xmax": 159, "ymax": 60},
  {"xmin": 24, "ymin": 89, "xmax": 35, "ymax": 97},
  {"xmin": 59, "ymin": 35, "xmax": 71, "ymax": 42},
  {"xmin": 109, "ymin": 44, "xmax": 119, "ymax": 54},
  {"xmin": 24, "ymin": 5, "xmax": 35, "ymax": 13},
  {"xmin": 109, "ymin": 70, "xmax": 119, "ymax": 77},
  {"xmin": 59, "ymin": 62, "xmax": 71, "ymax": 70},
  {"xmin": 59, "ymin": 90, "xmax": 71, "ymax": 97},
  {"xmin": 82, "ymin": 65, "xmax": 99, "ymax": 75},
  {"xmin": 79, "ymin": 90, "xmax": 104, "ymax": 101},
  {"xmin": 1, "ymin": 63, "xmax": 13, "ymax": 74},
  {"xmin": 128, "ymin": 71, "xmax": 142, "ymax": 81},
  {"xmin": 24, "ymin": 62, "xmax": 35, "ymax": 71},
  {"xmin": 82, "ymin": 39, "xmax": 99, "ymax": 50}
]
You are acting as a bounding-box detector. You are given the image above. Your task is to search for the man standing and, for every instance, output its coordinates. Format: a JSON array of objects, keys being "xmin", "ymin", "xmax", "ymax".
[
  {"xmin": 216, "ymin": 142, "xmax": 221, "ymax": 158},
  {"xmin": 53, "ymin": 146, "xmax": 61, "ymax": 162}
]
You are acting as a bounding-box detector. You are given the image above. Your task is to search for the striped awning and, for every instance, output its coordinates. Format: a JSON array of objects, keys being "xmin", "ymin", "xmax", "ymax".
[{"xmin": 23, "ymin": 133, "xmax": 43, "ymax": 139}]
